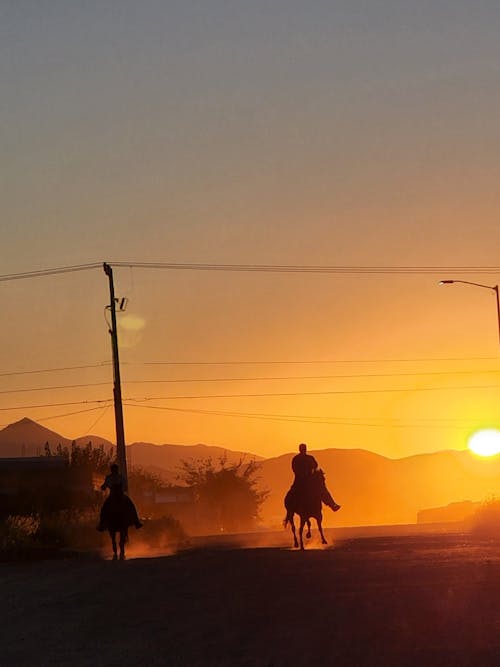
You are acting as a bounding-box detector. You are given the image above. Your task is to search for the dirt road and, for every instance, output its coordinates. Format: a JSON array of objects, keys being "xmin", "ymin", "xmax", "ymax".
[{"xmin": 3, "ymin": 530, "xmax": 500, "ymax": 666}]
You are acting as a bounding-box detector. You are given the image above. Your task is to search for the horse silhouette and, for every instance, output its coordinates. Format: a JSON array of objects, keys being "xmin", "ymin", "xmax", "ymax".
[
  {"xmin": 284, "ymin": 469, "xmax": 337, "ymax": 550},
  {"xmin": 98, "ymin": 493, "xmax": 142, "ymax": 560}
]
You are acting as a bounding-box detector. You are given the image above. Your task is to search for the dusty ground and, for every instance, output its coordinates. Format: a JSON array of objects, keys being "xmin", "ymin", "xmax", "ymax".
[{"xmin": 3, "ymin": 528, "xmax": 500, "ymax": 666}]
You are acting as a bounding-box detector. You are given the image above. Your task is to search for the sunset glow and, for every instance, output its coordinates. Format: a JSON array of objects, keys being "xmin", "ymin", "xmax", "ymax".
[
  {"xmin": 467, "ymin": 429, "xmax": 500, "ymax": 457},
  {"xmin": 2, "ymin": 3, "xmax": 500, "ymax": 461}
]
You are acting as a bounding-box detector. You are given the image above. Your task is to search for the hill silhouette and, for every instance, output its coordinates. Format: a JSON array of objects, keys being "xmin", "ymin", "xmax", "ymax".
[
  {"xmin": 259, "ymin": 447, "xmax": 500, "ymax": 528},
  {"xmin": 0, "ymin": 418, "xmax": 72, "ymax": 456},
  {"xmin": 0, "ymin": 418, "xmax": 114, "ymax": 456},
  {"xmin": 2, "ymin": 418, "xmax": 500, "ymax": 528}
]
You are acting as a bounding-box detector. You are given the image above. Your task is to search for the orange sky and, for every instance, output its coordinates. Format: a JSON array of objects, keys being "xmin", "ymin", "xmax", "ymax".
[
  {"xmin": 2, "ymin": 3, "xmax": 500, "ymax": 458},
  {"xmin": 2, "ymin": 268, "xmax": 500, "ymax": 459}
]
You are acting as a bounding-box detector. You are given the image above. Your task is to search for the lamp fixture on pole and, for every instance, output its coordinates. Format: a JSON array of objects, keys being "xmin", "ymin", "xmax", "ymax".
[{"xmin": 439, "ymin": 279, "xmax": 500, "ymax": 351}]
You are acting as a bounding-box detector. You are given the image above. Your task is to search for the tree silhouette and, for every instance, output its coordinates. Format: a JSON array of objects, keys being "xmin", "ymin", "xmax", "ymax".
[
  {"xmin": 45, "ymin": 440, "xmax": 114, "ymax": 475},
  {"xmin": 177, "ymin": 456, "xmax": 268, "ymax": 533}
]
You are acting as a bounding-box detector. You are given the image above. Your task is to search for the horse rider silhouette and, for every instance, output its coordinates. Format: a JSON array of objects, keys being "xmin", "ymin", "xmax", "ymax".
[
  {"xmin": 98, "ymin": 463, "xmax": 143, "ymax": 529},
  {"xmin": 287, "ymin": 443, "xmax": 341, "ymax": 513}
]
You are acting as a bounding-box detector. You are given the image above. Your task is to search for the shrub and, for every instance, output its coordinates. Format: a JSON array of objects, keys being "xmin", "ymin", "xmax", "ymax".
[
  {"xmin": 469, "ymin": 496, "xmax": 500, "ymax": 537},
  {"xmin": 0, "ymin": 509, "xmax": 187, "ymax": 560},
  {"xmin": 0, "ymin": 515, "xmax": 39, "ymax": 549}
]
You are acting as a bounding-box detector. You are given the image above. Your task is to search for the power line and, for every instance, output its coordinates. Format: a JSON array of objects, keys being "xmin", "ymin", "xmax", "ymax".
[
  {"xmin": 122, "ymin": 402, "xmax": 474, "ymax": 430},
  {"xmin": 111, "ymin": 261, "xmax": 500, "ymax": 275},
  {"xmin": 0, "ymin": 382, "xmax": 111, "ymax": 396},
  {"xmin": 3, "ymin": 368, "xmax": 498, "ymax": 397},
  {"xmin": 119, "ymin": 369, "xmax": 500, "ymax": 384},
  {"xmin": 0, "ymin": 263, "xmax": 101, "ymax": 282},
  {"xmin": 0, "ymin": 363, "xmax": 110, "ymax": 379},
  {"xmin": 2, "ymin": 381, "xmax": 481, "ymax": 404},
  {"xmin": 0, "ymin": 399, "xmax": 111, "ymax": 411},
  {"xmin": 124, "ymin": 383, "xmax": 500, "ymax": 400},
  {"xmin": 84, "ymin": 405, "xmax": 111, "ymax": 433},
  {"xmin": 34, "ymin": 405, "xmax": 113, "ymax": 424},
  {"xmin": 3, "ymin": 376, "xmax": 499, "ymax": 403},
  {"xmin": 2, "ymin": 261, "xmax": 500, "ymax": 283},
  {"xmin": 135, "ymin": 356, "xmax": 497, "ymax": 366},
  {"xmin": 0, "ymin": 358, "xmax": 492, "ymax": 379}
]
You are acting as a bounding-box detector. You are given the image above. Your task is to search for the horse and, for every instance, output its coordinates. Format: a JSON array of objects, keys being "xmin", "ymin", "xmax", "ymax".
[
  {"xmin": 284, "ymin": 469, "xmax": 336, "ymax": 550},
  {"xmin": 98, "ymin": 493, "xmax": 142, "ymax": 560}
]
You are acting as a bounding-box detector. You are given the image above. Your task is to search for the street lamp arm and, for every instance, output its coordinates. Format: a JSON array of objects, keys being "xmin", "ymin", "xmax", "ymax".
[
  {"xmin": 439, "ymin": 279, "xmax": 498, "ymax": 292},
  {"xmin": 439, "ymin": 279, "xmax": 500, "ymax": 351}
]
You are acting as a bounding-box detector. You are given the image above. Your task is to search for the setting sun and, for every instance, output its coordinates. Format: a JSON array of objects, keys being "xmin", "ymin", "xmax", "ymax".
[{"xmin": 467, "ymin": 429, "xmax": 500, "ymax": 457}]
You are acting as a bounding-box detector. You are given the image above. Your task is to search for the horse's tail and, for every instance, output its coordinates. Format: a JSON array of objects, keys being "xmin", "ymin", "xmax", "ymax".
[{"xmin": 283, "ymin": 510, "xmax": 293, "ymax": 528}]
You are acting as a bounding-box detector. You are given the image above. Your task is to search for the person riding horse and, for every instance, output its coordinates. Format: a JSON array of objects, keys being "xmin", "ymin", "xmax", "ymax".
[
  {"xmin": 284, "ymin": 443, "xmax": 341, "ymax": 549},
  {"xmin": 97, "ymin": 463, "xmax": 143, "ymax": 532},
  {"xmin": 287, "ymin": 443, "xmax": 340, "ymax": 512}
]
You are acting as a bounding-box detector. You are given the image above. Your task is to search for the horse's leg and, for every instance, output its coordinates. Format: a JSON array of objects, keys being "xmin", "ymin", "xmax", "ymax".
[
  {"xmin": 316, "ymin": 516, "xmax": 327, "ymax": 545},
  {"xmin": 306, "ymin": 519, "xmax": 312, "ymax": 539},
  {"xmin": 289, "ymin": 514, "xmax": 299, "ymax": 548},
  {"xmin": 119, "ymin": 529, "xmax": 127, "ymax": 560},
  {"xmin": 299, "ymin": 517, "xmax": 306, "ymax": 550},
  {"xmin": 110, "ymin": 531, "xmax": 118, "ymax": 560}
]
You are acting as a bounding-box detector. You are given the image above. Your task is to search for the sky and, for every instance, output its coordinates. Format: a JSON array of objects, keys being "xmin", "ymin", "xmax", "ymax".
[{"xmin": 2, "ymin": 1, "xmax": 500, "ymax": 459}]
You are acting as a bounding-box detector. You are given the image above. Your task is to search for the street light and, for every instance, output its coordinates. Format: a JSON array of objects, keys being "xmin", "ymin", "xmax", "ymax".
[{"xmin": 439, "ymin": 279, "xmax": 500, "ymax": 350}]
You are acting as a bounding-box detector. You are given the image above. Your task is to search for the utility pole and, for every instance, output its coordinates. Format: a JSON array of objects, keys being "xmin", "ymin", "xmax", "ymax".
[{"xmin": 103, "ymin": 262, "xmax": 128, "ymax": 490}]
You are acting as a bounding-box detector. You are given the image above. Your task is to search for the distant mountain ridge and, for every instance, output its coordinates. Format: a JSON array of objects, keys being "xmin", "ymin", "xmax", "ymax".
[
  {"xmin": 259, "ymin": 447, "xmax": 500, "ymax": 528},
  {"xmin": 0, "ymin": 418, "xmax": 73, "ymax": 455},
  {"xmin": 0, "ymin": 419, "xmax": 257, "ymax": 469},
  {"xmin": 0, "ymin": 418, "xmax": 114, "ymax": 456},
  {"xmin": 2, "ymin": 418, "xmax": 500, "ymax": 528}
]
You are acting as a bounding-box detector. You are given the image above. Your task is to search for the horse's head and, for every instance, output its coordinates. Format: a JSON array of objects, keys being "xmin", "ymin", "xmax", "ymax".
[{"xmin": 313, "ymin": 468, "xmax": 327, "ymax": 490}]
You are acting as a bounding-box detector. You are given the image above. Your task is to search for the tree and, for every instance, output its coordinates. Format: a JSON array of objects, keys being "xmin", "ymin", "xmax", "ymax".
[
  {"xmin": 44, "ymin": 440, "xmax": 115, "ymax": 474},
  {"xmin": 42, "ymin": 441, "xmax": 115, "ymax": 510},
  {"xmin": 127, "ymin": 466, "xmax": 171, "ymax": 508},
  {"xmin": 177, "ymin": 456, "xmax": 268, "ymax": 533}
]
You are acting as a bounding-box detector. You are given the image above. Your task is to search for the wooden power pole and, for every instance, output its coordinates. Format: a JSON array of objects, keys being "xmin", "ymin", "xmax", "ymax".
[{"xmin": 103, "ymin": 262, "xmax": 128, "ymax": 490}]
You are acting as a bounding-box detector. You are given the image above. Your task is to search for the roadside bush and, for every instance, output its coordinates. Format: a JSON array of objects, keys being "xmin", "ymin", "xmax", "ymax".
[
  {"xmin": 36, "ymin": 508, "xmax": 102, "ymax": 550},
  {"xmin": 0, "ymin": 515, "xmax": 39, "ymax": 554},
  {"xmin": 0, "ymin": 510, "xmax": 187, "ymax": 560},
  {"xmin": 0, "ymin": 509, "xmax": 101, "ymax": 558},
  {"xmin": 469, "ymin": 496, "xmax": 500, "ymax": 537}
]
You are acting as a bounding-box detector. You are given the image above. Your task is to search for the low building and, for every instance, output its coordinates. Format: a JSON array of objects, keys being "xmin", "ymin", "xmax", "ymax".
[{"xmin": 0, "ymin": 457, "xmax": 94, "ymax": 515}]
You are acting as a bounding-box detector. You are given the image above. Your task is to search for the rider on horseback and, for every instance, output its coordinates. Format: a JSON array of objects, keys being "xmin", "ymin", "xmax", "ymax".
[
  {"xmin": 101, "ymin": 463, "xmax": 125, "ymax": 495},
  {"xmin": 292, "ymin": 442, "xmax": 318, "ymax": 482},
  {"xmin": 97, "ymin": 463, "xmax": 143, "ymax": 531},
  {"xmin": 288, "ymin": 443, "xmax": 341, "ymax": 512}
]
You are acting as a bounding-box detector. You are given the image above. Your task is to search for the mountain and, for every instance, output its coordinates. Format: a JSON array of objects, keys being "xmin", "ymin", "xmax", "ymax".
[
  {"xmin": 0, "ymin": 418, "xmax": 114, "ymax": 457},
  {"xmin": 258, "ymin": 448, "xmax": 500, "ymax": 528},
  {"xmin": 122, "ymin": 440, "xmax": 500, "ymax": 528},
  {"xmin": 2, "ymin": 419, "xmax": 500, "ymax": 529},
  {"xmin": 0, "ymin": 418, "xmax": 72, "ymax": 456}
]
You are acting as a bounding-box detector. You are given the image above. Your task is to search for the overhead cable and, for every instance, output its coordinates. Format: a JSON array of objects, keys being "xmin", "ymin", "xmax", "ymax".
[
  {"xmin": 122, "ymin": 402, "xmax": 473, "ymax": 430},
  {"xmin": 111, "ymin": 261, "xmax": 500, "ymax": 275},
  {"xmin": 124, "ymin": 383, "xmax": 500, "ymax": 400},
  {"xmin": 0, "ymin": 399, "xmax": 112, "ymax": 411},
  {"xmin": 0, "ymin": 363, "xmax": 110, "ymax": 379},
  {"xmin": 2, "ymin": 261, "xmax": 500, "ymax": 283},
  {"xmin": 135, "ymin": 356, "xmax": 497, "ymax": 366}
]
